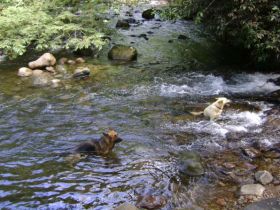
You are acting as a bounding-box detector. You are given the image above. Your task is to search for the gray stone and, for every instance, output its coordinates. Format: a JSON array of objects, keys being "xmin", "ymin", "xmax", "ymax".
[
  {"xmin": 18, "ymin": 67, "xmax": 33, "ymax": 77},
  {"xmin": 244, "ymin": 198, "xmax": 280, "ymax": 210},
  {"xmin": 240, "ymin": 184, "xmax": 265, "ymax": 196},
  {"xmin": 108, "ymin": 45, "xmax": 137, "ymax": 61},
  {"xmin": 255, "ymin": 170, "xmax": 273, "ymax": 185},
  {"xmin": 178, "ymin": 151, "xmax": 204, "ymax": 176},
  {"xmin": 115, "ymin": 203, "xmax": 139, "ymax": 210}
]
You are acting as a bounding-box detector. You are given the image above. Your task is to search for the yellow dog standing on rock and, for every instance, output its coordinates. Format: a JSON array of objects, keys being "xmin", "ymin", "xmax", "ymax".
[{"xmin": 191, "ymin": 97, "xmax": 231, "ymax": 120}]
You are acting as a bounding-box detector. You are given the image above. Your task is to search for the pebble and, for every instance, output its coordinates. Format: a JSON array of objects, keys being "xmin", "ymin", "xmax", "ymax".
[
  {"xmin": 242, "ymin": 147, "xmax": 262, "ymax": 158},
  {"xmin": 115, "ymin": 203, "xmax": 139, "ymax": 210}
]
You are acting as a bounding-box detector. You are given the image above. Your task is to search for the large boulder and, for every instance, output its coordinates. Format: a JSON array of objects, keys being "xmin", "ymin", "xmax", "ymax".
[
  {"xmin": 142, "ymin": 9, "xmax": 155, "ymax": 20},
  {"xmin": 108, "ymin": 45, "xmax": 137, "ymax": 61},
  {"xmin": 18, "ymin": 67, "xmax": 33, "ymax": 77},
  {"xmin": 178, "ymin": 151, "xmax": 204, "ymax": 176},
  {"xmin": 28, "ymin": 53, "xmax": 56, "ymax": 69}
]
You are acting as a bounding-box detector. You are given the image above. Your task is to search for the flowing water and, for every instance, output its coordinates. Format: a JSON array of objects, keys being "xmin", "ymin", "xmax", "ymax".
[{"xmin": 0, "ymin": 3, "xmax": 279, "ymax": 210}]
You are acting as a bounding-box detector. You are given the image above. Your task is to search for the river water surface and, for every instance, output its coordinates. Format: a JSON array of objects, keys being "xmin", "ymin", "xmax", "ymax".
[{"xmin": 0, "ymin": 4, "xmax": 279, "ymax": 210}]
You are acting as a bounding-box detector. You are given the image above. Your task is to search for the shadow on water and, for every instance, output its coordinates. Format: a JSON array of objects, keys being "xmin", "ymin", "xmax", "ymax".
[{"xmin": 0, "ymin": 2, "xmax": 280, "ymax": 210}]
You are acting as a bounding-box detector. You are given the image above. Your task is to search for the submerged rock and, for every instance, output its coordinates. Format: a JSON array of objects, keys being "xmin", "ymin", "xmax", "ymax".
[
  {"xmin": 67, "ymin": 59, "xmax": 76, "ymax": 65},
  {"xmin": 244, "ymin": 198, "xmax": 280, "ymax": 210},
  {"xmin": 178, "ymin": 151, "xmax": 204, "ymax": 176},
  {"xmin": 255, "ymin": 171, "xmax": 273, "ymax": 185},
  {"xmin": 242, "ymin": 147, "xmax": 261, "ymax": 158},
  {"xmin": 73, "ymin": 67, "xmax": 90, "ymax": 79},
  {"xmin": 18, "ymin": 67, "xmax": 33, "ymax": 77},
  {"xmin": 136, "ymin": 195, "xmax": 167, "ymax": 210},
  {"xmin": 58, "ymin": 57, "xmax": 68, "ymax": 65},
  {"xmin": 116, "ymin": 19, "xmax": 130, "ymax": 29},
  {"xmin": 108, "ymin": 45, "xmax": 137, "ymax": 61},
  {"xmin": 76, "ymin": 57, "xmax": 85, "ymax": 64},
  {"xmin": 51, "ymin": 79, "xmax": 61, "ymax": 88},
  {"xmin": 267, "ymin": 77, "xmax": 280, "ymax": 86},
  {"xmin": 55, "ymin": 65, "xmax": 68, "ymax": 74},
  {"xmin": 240, "ymin": 184, "xmax": 265, "ymax": 196},
  {"xmin": 32, "ymin": 71, "xmax": 52, "ymax": 87},
  {"xmin": 115, "ymin": 203, "xmax": 139, "ymax": 210},
  {"xmin": 142, "ymin": 9, "xmax": 155, "ymax": 20},
  {"xmin": 28, "ymin": 53, "xmax": 56, "ymax": 69},
  {"xmin": 178, "ymin": 35, "xmax": 188, "ymax": 40}
]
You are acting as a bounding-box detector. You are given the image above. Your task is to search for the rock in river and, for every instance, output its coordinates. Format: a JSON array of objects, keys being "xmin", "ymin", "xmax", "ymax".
[
  {"xmin": 32, "ymin": 70, "xmax": 52, "ymax": 87},
  {"xmin": 108, "ymin": 45, "xmax": 137, "ymax": 61},
  {"xmin": 116, "ymin": 19, "xmax": 130, "ymax": 29},
  {"xmin": 18, "ymin": 67, "xmax": 33, "ymax": 77},
  {"xmin": 136, "ymin": 195, "xmax": 167, "ymax": 210},
  {"xmin": 73, "ymin": 67, "xmax": 90, "ymax": 79},
  {"xmin": 28, "ymin": 53, "xmax": 56, "ymax": 69},
  {"xmin": 240, "ymin": 184, "xmax": 265, "ymax": 196},
  {"xmin": 244, "ymin": 198, "xmax": 280, "ymax": 210},
  {"xmin": 178, "ymin": 151, "xmax": 204, "ymax": 176},
  {"xmin": 142, "ymin": 9, "xmax": 155, "ymax": 20},
  {"xmin": 255, "ymin": 170, "xmax": 273, "ymax": 185},
  {"xmin": 115, "ymin": 203, "xmax": 139, "ymax": 210}
]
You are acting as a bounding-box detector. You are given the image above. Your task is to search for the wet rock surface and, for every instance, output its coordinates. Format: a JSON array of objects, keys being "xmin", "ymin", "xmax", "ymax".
[
  {"xmin": 136, "ymin": 195, "xmax": 167, "ymax": 210},
  {"xmin": 240, "ymin": 184, "xmax": 265, "ymax": 196},
  {"xmin": 28, "ymin": 53, "xmax": 56, "ymax": 69},
  {"xmin": 244, "ymin": 198, "xmax": 280, "ymax": 210},
  {"xmin": 142, "ymin": 9, "xmax": 155, "ymax": 20},
  {"xmin": 18, "ymin": 67, "xmax": 33, "ymax": 77},
  {"xmin": 178, "ymin": 151, "xmax": 204, "ymax": 176},
  {"xmin": 255, "ymin": 170, "xmax": 273, "ymax": 185},
  {"xmin": 108, "ymin": 45, "xmax": 137, "ymax": 61},
  {"xmin": 115, "ymin": 203, "xmax": 139, "ymax": 210}
]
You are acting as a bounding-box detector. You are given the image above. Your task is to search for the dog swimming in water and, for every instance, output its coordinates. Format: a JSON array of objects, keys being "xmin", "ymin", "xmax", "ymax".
[
  {"xmin": 64, "ymin": 129, "xmax": 123, "ymax": 165},
  {"xmin": 191, "ymin": 97, "xmax": 231, "ymax": 120},
  {"xmin": 75, "ymin": 129, "xmax": 123, "ymax": 155}
]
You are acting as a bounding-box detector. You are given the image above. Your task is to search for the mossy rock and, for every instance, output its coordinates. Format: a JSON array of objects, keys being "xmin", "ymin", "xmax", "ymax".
[
  {"xmin": 108, "ymin": 45, "xmax": 137, "ymax": 61},
  {"xmin": 142, "ymin": 9, "xmax": 155, "ymax": 20},
  {"xmin": 178, "ymin": 151, "xmax": 204, "ymax": 176}
]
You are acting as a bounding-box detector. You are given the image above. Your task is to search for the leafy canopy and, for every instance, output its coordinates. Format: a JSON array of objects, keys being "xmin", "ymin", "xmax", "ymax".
[{"xmin": 0, "ymin": 0, "xmax": 111, "ymax": 59}]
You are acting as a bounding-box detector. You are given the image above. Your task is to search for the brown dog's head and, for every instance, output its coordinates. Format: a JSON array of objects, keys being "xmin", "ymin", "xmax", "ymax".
[{"xmin": 103, "ymin": 129, "xmax": 123, "ymax": 144}]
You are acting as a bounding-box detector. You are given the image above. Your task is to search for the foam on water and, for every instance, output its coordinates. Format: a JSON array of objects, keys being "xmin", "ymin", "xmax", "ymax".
[
  {"xmin": 127, "ymin": 73, "xmax": 280, "ymax": 100},
  {"xmin": 163, "ymin": 105, "xmax": 266, "ymax": 139}
]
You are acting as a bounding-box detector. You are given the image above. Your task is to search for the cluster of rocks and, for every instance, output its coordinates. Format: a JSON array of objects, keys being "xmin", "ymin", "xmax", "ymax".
[{"xmin": 17, "ymin": 53, "xmax": 91, "ymax": 87}]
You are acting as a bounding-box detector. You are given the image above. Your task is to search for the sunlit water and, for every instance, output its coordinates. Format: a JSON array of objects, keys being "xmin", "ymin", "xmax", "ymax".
[{"xmin": 0, "ymin": 5, "xmax": 279, "ymax": 210}]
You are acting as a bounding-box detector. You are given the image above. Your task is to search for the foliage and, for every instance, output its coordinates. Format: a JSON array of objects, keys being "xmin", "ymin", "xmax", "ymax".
[
  {"xmin": 160, "ymin": 0, "xmax": 280, "ymax": 67},
  {"xmin": 0, "ymin": 0, "xmax": 111, "ymax": 59}
]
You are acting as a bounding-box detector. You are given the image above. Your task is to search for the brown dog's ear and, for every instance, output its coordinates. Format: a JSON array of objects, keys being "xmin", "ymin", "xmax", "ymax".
[{"xmin": 103, "ymin": 132, "xmax": 109, "ymax": 137}]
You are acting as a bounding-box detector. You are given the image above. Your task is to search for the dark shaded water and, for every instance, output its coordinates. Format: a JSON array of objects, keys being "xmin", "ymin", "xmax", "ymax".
[{"xmin": 0, "ymin": 4, "xmax": 279, "ymax": 210}]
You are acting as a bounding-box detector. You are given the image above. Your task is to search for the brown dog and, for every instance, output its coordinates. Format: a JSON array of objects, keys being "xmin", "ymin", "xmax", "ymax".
[{"xmin": 75, "ymin": 129, "xmax": 123, "ymax": 155}]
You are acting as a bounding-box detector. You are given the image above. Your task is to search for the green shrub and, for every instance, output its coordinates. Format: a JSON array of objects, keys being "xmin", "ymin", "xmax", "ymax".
[
  {"xmin": 160, "ymin": 0, "xmax": 280, "ymax": 67},
  {"xmin": 0, "ymin": 0, "xmax": 109, "ymax": 59}
]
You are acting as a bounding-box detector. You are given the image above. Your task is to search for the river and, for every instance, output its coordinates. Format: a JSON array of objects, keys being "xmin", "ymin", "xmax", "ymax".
[{"xmin": 0, "ymin": 2, "xmax": 279, "ymax": 210}]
